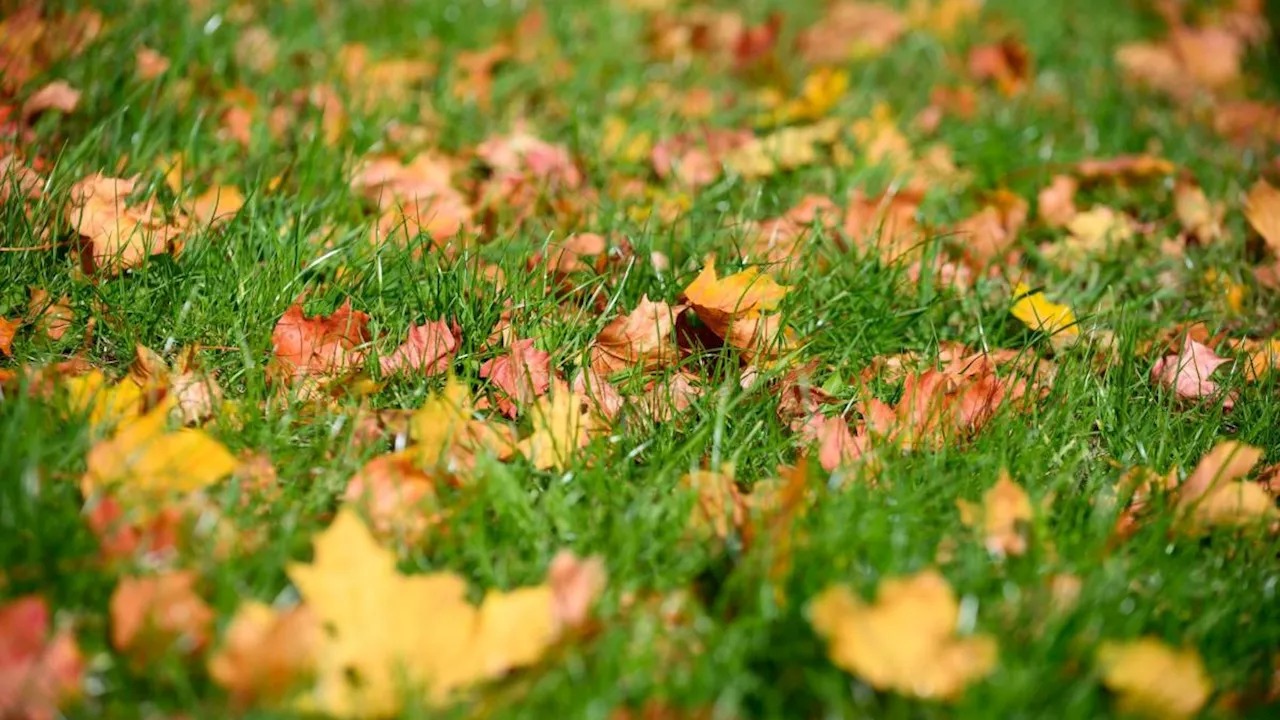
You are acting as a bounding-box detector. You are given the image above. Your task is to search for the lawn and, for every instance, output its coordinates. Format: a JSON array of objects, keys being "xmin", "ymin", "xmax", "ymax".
[{"xmin": 2, "ymin": 0, "xmax": 1280, "ymax": 718}]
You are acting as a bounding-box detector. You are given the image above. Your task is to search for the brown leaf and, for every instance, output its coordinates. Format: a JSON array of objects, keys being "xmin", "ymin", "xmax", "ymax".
[
  {"xmin": 1074, "ymin": 155, "xmax": 1174, "ymax": 182},
  {"xmin": 27, "ymin": 289, "xmax": 72, "ymax": 341},
  {"xmin": 1036, "ymin": 175, "xmax": 1078, "ymax": 228},
  {"xmin": 796, "ymin": 2, "xmax": 906, "ymax": 64},
  {"xmin": 135, "ymin": 47, "xmax": 170, "ymax": 80},
  {"xmin": 1150, "ymin": 336, "xmax": 1232, "ymax": 404},
  {"xmin": 1245, "ymin": 179, "xmax": 1280, "ymax": 256},
  {"xmin": 342, "ymin": 453, "xmax": 445, "ymax": 544},
  {"xmin": 0, "ymin": 316, "xmax": 18, "ymax": 356},
  {"xmin": 548, "ymin": 551, "xmax": 607, "ymax": 630},
  {"xmin": 968, "ymin": 38, "xmax": 1031, "ymax": 94}
]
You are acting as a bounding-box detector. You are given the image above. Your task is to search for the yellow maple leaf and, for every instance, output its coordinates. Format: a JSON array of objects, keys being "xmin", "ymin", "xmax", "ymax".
[
  {"xmin": 62, "ymin": 370, "xmax": 145, "ymax": 432},
  {"xmin": 82, "ymin": 400, "xmax": 236, "ymax": 497},
  {"xmin": 1011, "ymin": 283, "xmax": 1079, "ymax": 337},
  {"xmin": 287, "ymin": 509, "xmax": 563, "ymax": 717},
  {"xmin": 682, "ymin": 258, "xmax": 789, "ymax": 332},
  {"xmin": 809, "ymin": 569, "xmax": 997, "ymax": 701},
  {"xmin": 517, "ymin": 389, "xmax": 598, "ymax": 471},
  {"xmin": 409, "ymin": 377, "xmax": 514, "ymax": 470},
  {"xmin": 1097, "ymin": 638, "xmax": 1212, "ymax": 719},
  {"xmin": 956, "ymin": 469, "xmax": 1034, "ymax": 558}
]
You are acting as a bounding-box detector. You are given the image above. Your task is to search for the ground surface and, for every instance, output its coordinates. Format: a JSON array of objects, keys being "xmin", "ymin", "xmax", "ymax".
[{"xmin": 2, "ymin": 0, "xmax": 1280, "ymax": 718}]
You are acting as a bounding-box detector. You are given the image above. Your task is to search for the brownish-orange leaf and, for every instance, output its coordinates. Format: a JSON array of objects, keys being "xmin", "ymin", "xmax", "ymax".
[
  {"xmin": 270, "ymin": 299, "xmax": 371, "ymax": 388},
  {"xmin": 379, "ymin": 321, "xmax": 457, "ymax": 376},
  {"xmin": 590, "ymin": 295, "xmax": 683, "ymax": 375},
  {"xmin": 110, "ymin": 571, "xmax": 214, "ymax": 661},
  {"xmin": 480, "ymin": 338, "xmax": 552, "ymax": 417},
  {"xmin": 0, "ymin": 595, "xmax": 84, "ymax": 720},
  {"xmin": 208, "ymin": 603, "xmax": 320, "ymax": 708}
]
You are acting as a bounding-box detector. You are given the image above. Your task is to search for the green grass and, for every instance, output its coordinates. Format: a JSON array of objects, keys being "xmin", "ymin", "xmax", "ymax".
[{"xmin": 2, "ymin": 0, "xmax": 1280, "ymax": 717}]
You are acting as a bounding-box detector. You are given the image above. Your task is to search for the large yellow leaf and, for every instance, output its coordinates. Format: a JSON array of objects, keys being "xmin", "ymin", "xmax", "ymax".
[
  {"xmin": 1097, "ymin": 638, "xmax": 1211, "ymax": 719},
  {"xmin": 82, "ymin": 401, "xmax": 236, "ymax": 496},
  {"xmin": 287, "ymin": 509, "xmax": 567, "ymax": 717}
]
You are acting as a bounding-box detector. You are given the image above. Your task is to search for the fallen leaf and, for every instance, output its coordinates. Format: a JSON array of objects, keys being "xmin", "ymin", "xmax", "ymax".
[
  {"xmin": 21, "ymin": 80, "xmax": 80, "ymax": 123},
  {"xmin": 1245, "ymin": 179, "xmax": 1280, "ymax": 256},
  {"xmin": 208, "ymin": 603, "xmax": 320, "ymax": 708},
  {"xmin": 1097, "ymin": 638, "xmax": 1211, "ymax": 719},
  {"xmin": 957, "ymin": 470, "xmax": 1033, "ymax": 558},
  {"xmin": 1151, "ymin": 336, "xmax": 1231, "ymax": 403},
  {"xmin": 518, "ymin": 389, "xmax": 598, "ymax": 470},
  {"xmin": 1011, "ymin": 283, "xmax": 1079, "ymax": 337},
  {"xmin": 188, "ymin": 184, "xmax": 244, "ymax": 227},
  {"xmin": 110, "ymin": 571, "xmax": 214, "ymax": 661},
  {"xmin": 1177, "ymin": 441, "xmax": 1275, "ymax": 530},
  {"xmin": 809, "ymin": 569, "xmax": 997, "ymax": 701},
  {"xmin": 0, "ymin": 316, "xmax": 18, "ymax": 355},
  {"xmin": 682, "ymin": 258, "xmax": 790, "ymax": 355},
  {"xmin": 547, "ymin": 551, "xmax": 607, "ymax": 630},
  {"xmin": 27, "ymin": 289, "xmax": 72, "ymax": 341},
  {"xmin": 0, "ymin": 595, "xmax": 83, "ymax": 720},
  {"xmin": 270, "ymin": 299, "xmax": 371, "ymax": 388},
  {"xmin": 68, "ymin": 174, "xmax": 183, "ymax": 275},
  {"xmin": 1174, "ymin": 177, "xmax": 1224, "ymax": 243},
  {"xmin": 378, "ymin": 321, "xmax": 457, "ymax": 376},
  {"xmin": 480, "ymin": 338, "xmax": 552, "ymax": 417},
  {"xmin": 1037, "ymin": 175, "xmax": 1078, "ymax": 228},
  {"xmin": 796, "ymin": 2, "xmax": 906, "ymax": 64},
  {"xmin": 82, "ymin": 400, "xmax": 238, "ymax": 498},
  {"xmin": 968, "ymin": 38, "xmax": 1031, "ymax": 94},
  {"xmin": 287, "ymin": 508, "xmax": 583, "ymax": 715},
  {"xmin": 342, "ymin": 452, "xmax": 444, "ymax": 544},
  {"xmin": 590, "ymin": 296, "xmax": 683, "ymax": 375},
  {"xmin": 1074, "ymin": 155, "xmax": 1174, "ymax": 182},
  {"xmin": 682, "ymin": 464, "xmax": 746, "ymax": 540},
  {"xmin": 235, "ymin": 25, "xmax": 278, "ymax": 74},
  {"xmin": 135, "ymin": 47, "xmax": 170, "ymax": 80}
]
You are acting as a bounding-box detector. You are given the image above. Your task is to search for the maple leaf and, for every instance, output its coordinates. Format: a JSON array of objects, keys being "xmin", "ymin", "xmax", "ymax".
[
  {"xmin": 682, "ymin": 258, "xmax": 790, "ymax": 357},
  {"xmin": 27, "ymin": 288, "xmax": 72, "ymax": 341},
  {"xmin": 208, "ymin": 602, "xmax": 320, "ymax": 708},
  {"xmin": 957, "ymin": 470, "xmax": 1034, "ymax": 558},
  {"xmin": 1011, "ymin": 283, "xmax": 1079, "ymax": 337},
  {"xmin": 82, "ymin": 492, "xmax": 183, "ymax": 565},
  {"xmin": 110, "ymin": 571, "xmax": 214, "ymax": 661},
  {"xmin": 1097, "ymin": 638, "xmax": 1211, "ymax": 719},
  {"xmin": 130, "ymin": 344, "xmax": 224, "ymax": 425},
  {"xmin": 802, "ymin": 413, "xmax": 866, "ymax": 472},
  {"xmin": 518, "ymin": 389, "xmax": 599, "ymax": 470},
  {"xmin": 351, "ymin": 153, "xmax": 471, "ymax": 246},
  {"xmin": 651, "ymin": 128, "xmax": 755, "ymax": 189},
  {"xmin": 639, "ymin": 371, "xmax": 704, "ymax": 422},
  {"xmin": 547, "ymin": 551, "xmax": 607, "ymax": 630},
  {"xmin": 1245, "ymin": 179, "xmax": 1280, "ymax": 256},
  {"xmin": 682, "ymin": 464, "xmax": 747, "ymax": 540},
  {"xmin": 270, "ymin": 299, "xmax": 371, "ymax": 389},
  {"xmin": 67, "ymin": 174, "xmax": 183, "ymax": 275},
  {"xmin": 480, "ymin": 338, "xmax": 552, "ymax": 417},
  {"xmin": 590, "ymin": 295, "xmax": 683, "ymax": 375},
  {"xmin": 287, "ymin": 509, "xmax": 581, "ymax": 715},
  {"xmin": 571, "ymin": 368, "xmax": 625, "ymax": 424},
  {"xmin": 955, "ymin": 192, "xmax": 1028, "ymax": 266},
  {"xmin": 82, "ymin": 399, "xmax": 238, "ymax": 498},
  {"xmin": 1150, "ymin": 336, "xmax": 1231, "ymax": 403},
  {"xmin": 1073, "ymin": 155, "xmax": 1174, "ymax": 182},
  {"xmin": 20, "ymin": 80, "xmax": 80, "ymax": 123},
  {"xmin": 378, "ymin": 321, "xmax": 457, "ymax": 376},
  {"xmin": 61, "ymin": 370, "xmax": 146, "ymax": 432},
  {"xmin": 0, "ymin": 595, "xmax": 83, "ymax": 720},
  {"xmin": 0, "ymin": 315, "xmax": 17, "ymax": 356},
  {"xmin": 409, "ymin": 377, "xmax": 515, "ymax": 470},
  {"xmin": 187, "ymin": 184, "xmax": 244, "ymax": 228},
  {"xmin": 796, "ymin": 2, "xmax": 906, "ymax": 64},
  {"xmin": 968, "ymin": 38, "xmax": 1031, "ymax": 94},
  {"xmin": 135, "ymin": 46, "xmax": 170, "ymax": 80},
  {"xmin": 342, "ymin": 452, "xmax": 444, "ymax": 544},
  {"xmin": 809, "ymin": 569, "xmax": 997, "ymax": 701},
  {"xmin": 1176, "ymin": 441, "xmax": 1275, "ymax": 530},
  {"xmin": 1173, "ymin": 177, "xmax": 1224, "ymax": 243},
  {"xmin": 1036, "ymin": 174, "xmax": 1078, "ymax": 228}
]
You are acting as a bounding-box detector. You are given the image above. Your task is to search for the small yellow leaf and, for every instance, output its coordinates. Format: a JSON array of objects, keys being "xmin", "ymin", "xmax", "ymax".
[{"xmin": 1011, "ymin": 283, "xmax": 1079, "ymax": 337}]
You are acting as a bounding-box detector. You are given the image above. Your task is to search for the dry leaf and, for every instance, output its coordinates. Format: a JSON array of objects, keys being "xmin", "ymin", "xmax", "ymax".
[
  {"xmin": 135, "ymin": 47, "xmax": 170, "ymax": 80},
  {"xmin": 1011, "ymin": 283, "xmax": 1079, "ymax": 337},
  {"xmin": 957, "ymin": 470, "xmax": 1034, "ymax": 557},
  {"xmin": 809, "ymin": 569, "xmax": 997, "ymax": 700},
  {"xmin": 208, "ymin": 603, "xmax": 320, "ymax": 708},
  {"xmin": 1097, "ymin": 638, "xmax": 1211, "ymax": 719},
  {"xmin": 0, "ymin": 595, "xmax": 83, "ymax": 720},
  {"xmin": 590, "ymin": 295, "xmax": 683, "ymax": 375},
  {"xmin": 110, "ymin": 571, "xmax": 214, "ymax": 661},
  {"xmin": 270, "ymin": 299, "xmax": 371, "ymax": 388},
  {"xmin": 480, "ymin": 338, "xmax": 552, "ymax": 417},
  {"xmin": 27, "ymin": 289, "xmax": 72, "ymax": 341},
  {"xmin": 342, "ymin": 452, "xmax": 444, "ymax": 544},
  {"xmin": 0, "ymin": 316, "xmax": 18, "ymax": 356},
  {"xmin": 1177, "ymin": 441, "xmax": 1275, "ymax": 530},
  {"xmin": 1245, "ymin": 179, "xmax": 1280, "ymax": 255},
  {"xmin": 378, "ymin": 321, "xmax": 457, "ymax": 376},
  {"xmin": 518, "ymin": 389, "xmax": 598, "ymax": 470},
  {"xmin": 21, "ymin": 80, "xmax": 80, "ymax": 123},
  {"xmin": 1150, "ymin": 336, "xmax": 1231, "ymax": 403},
  {"xmin": 1037, "ymin": 174, "xmax": 1078, "ymax": 228}
]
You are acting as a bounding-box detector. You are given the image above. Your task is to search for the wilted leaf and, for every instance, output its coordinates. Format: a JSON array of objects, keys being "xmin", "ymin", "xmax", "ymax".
[
  {"xmin": 1150, "ymin": 336, "xmax": 1231, "ymax": 403},
  {"xmin": 590, "ymin": 295, "xmax": 683, "ymax": 375},
  {"xmin": 480, "ymin": 338, "xmax": 552, "ymax": 417},
  {"xmin": 378, "ymin": 321, "xmax": 457, "ymax": 376}
]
